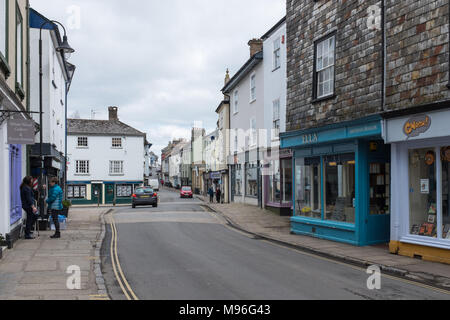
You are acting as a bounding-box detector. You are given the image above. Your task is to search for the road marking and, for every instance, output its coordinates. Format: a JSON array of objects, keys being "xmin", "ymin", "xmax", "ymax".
[
  {"xmin": 261, "ymin": 239, "xmax": 450, "ymax": 296},
  {"xmin": 108, "ymin": 214, "xmax": 140, "ymax": 300}
]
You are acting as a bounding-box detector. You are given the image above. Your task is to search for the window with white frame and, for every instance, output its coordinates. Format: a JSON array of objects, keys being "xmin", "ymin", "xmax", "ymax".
[
  {"xmin": 250, "ymin": 118, "xmax": 257, "ymax": 146},
  {"xmin": 77, "ymin": 137, "xmax": 88, "ymax": 147},
  {"xmin": 273, "ymin": 99, "xmax": 281, "ymax": 138},
  {"xmin": 75, "ymin": 160, "xmax": 90, "ymax": 175},
  {"xmin": 0, "ymin": 0, "xmax": 6, "ymax": 58},
  {"xmin": 233, "ymin": 90, "xmax": 239, "ymax": 114},
  {"xmin": 112, "ymin": 138, "xmax": 122, "ymax": 148},
  {"xmin": 273, "ymin": 38, "xmax": 281, "ymax": 70},
  {"xmin": 16, "ymin": 6, "xmax": 23, "ymax": 88},
  {"xmin": 250, "ymin": 74, "xmax": 256, "ymax": 102},
  {"xmin": 315, "ymin": 34, "xmax": 335, "ymax": 99},
  {"xmin": 109, "ymin": 160, "xmax": 124, "ymax": 175}
]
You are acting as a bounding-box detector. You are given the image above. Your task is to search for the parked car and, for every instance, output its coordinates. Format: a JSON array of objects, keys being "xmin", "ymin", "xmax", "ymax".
[
  {"xmin": 180, "ymin": 186, "xmax": 193, "ymax": 198},
  {"xmin": 132, "ymin": 187, "xmax": 158, "ymax": 208},
  {"xmin": 149, "ymin": 179, "xmax": 160, "ymax": 191},
  {"xmin": 164, "ymin": 182, "xmax": 173, "ymax": 188}
]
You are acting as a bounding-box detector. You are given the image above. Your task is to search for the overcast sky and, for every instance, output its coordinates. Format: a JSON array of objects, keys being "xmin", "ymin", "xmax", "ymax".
[{"xmin": 31, "ymin": 0, "xmax": 286, "ymax": 159}]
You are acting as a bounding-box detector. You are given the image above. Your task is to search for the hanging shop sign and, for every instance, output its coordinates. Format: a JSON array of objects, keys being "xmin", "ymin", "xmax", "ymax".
[
  {"xmin": 7, "ymin": 119, "xmax": 35, "ymax": 145},
  {"xmin": 403, "ymin": 115, "xmax": 431, "ymax": 138}
]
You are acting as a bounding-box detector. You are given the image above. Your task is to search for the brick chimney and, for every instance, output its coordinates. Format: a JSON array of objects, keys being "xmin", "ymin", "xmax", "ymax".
[
  {"xmin": 248, "ymin": 39, "xmax": 263, "ymax": 57},
  {"xmin": 108, "ymin": 106, "xmax": 118, "ymax": 121}
]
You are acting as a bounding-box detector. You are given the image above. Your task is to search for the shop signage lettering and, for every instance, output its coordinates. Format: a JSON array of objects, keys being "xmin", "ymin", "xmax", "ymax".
[
  {"xmin": 403, "ymin": 115, "xmax": 431, "ymax": 138},
  {"xmin": 302, "ymin": 134, "xmax": 318, "ymax": 145},
  {"xmin": 7, "ymin": 119, "xmax": 35, "ymax": 145}
]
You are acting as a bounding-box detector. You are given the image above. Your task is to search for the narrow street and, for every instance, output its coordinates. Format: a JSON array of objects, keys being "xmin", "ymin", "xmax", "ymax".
[{"xmin": 101, "ymin": 189, "xmax": 450, "ymax": 300}]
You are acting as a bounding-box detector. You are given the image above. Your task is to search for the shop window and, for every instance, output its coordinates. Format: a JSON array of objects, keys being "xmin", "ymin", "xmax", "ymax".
[
  {"xmin": 295, "ymin": 157, "xmax": 321, "ymax": 219},
  {"xmin": 409, "ymin": 149, "xmax": 438, "ymax": 238},
  {"xmin": 234, "ymin": 165, "xmax": 242, "ymax": 197},
  {"xmin": 324, "ymin": 154, "xmax": 356, "ymax": 223},
  {"xmin": 116, "ymin": 184, "xmax": 132, "ymax": 198},
  {"xmin": 246, "ymin": 162, "xmax": 258, "ymax": 197},
  {"xmin": 68, "ymin": 185, "xmax": 86, "ymax": 199},
  {"xmin": 442, "ymin": 147, "xmax": 450, "ymax": 239},
  {"xmin": 268, "ymin": 160, "xmax": 281, "ymax": 203},
  {"xmin": 369, "ymin": 163, "xmax": 390, "ymax": 215},
  {"xmin": 281, "ymin": 158, "xmax": 292, "ymax": 203}
]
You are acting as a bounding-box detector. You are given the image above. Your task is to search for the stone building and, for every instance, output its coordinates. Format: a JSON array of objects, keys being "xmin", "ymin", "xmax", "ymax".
[{"xmin": 281, "ymin": 0, "xmax": 450, "ymax": 260}]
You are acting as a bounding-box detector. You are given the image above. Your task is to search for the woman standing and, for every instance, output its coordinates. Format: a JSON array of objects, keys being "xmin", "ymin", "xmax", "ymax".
[
  {"xmin": 46, "ymin": 177, "xmax": 64, "ymax": 239},
  {"xmin": 20, "ymin": 176, "xmax": 37, "ymax": 240}
]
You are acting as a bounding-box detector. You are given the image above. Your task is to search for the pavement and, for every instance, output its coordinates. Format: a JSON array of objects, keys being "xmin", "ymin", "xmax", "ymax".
[
  {"xmin": 196, "ymin": 195, "xmax": 450, "ymax": 290},
  {"xmin": 0, "ymin": 208, "xmax": 109, "ymax": 300}
]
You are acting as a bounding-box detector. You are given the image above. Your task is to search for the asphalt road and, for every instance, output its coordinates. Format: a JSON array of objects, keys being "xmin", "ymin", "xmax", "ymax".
[{"xmin": 101, "ymin": 189, "xmax": 450, "ymax": 300}]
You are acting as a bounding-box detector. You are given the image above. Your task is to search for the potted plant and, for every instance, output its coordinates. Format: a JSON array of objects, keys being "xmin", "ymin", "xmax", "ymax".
[{"xmin": 62, "ymin": 200, "xmax": 72, "ymax": 218}]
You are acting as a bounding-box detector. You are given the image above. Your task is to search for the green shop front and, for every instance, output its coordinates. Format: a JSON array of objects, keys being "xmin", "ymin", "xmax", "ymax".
[
  {"xmin": 67, "ymin": 181, "xmax": 144, "ymax": 205},
  {"xmin": 280, "ymin": 116, "xmax": 391, "ymax": 246}
]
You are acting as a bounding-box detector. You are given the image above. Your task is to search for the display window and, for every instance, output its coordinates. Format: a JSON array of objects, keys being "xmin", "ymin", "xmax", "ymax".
[
  {"xmin": 324, "ymin": 154, "xmax": 356, "ymax": 223},
  {"xmin": 408, "ymin": 147, "xmax": 450, "ymax": 240},
  {"xmin": 369, "ymin": 163, "xmax": 390, "ymax": 215},
  {"xmin": 116, "ymin": 184, "xmax": 133, "ymax": 198},
  {"xmin": 234, "ymin": 165, "xmax": 242, "ymax": 197},
  {"xmin": 268, "ymin": 160, "xmax": 281, "ymax": 203},
  {"xmin": 442, "ymin": 147, "xmax": 450, "ymax": 239},
  {"xmin": 246, "ymin": 162, "xmax": 258, "ymax": 197},
  {"xmin": 67, "ymin": 185, "xmax": 87, "ymax": 199},
  {"xmin": 281, "ymin": 159, "xmax": 293, "ymax": 203},
  {"xmin": 295, "ymin": 157, "xmax": 321, "ymax": 218}
]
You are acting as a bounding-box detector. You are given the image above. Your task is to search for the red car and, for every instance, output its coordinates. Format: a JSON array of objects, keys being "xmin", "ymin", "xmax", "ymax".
[{"xmin": 180, "ymin": 186, "xmax": 193, "ymax": 198}]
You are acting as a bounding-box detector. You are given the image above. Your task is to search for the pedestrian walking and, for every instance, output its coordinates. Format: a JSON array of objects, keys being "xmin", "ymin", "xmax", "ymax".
[
  {"xmin": 20, "ymin": 176, "xmax": 38, "ymax": 240},
  {"xmin": 46, "ymin": 177, "xmax": 64, "ymax": 239},
  {"xmin": 208, "ymin": 187, "xmax": 214, "ymax": 203},
  {"xmin": 216, "ymin": 187, "xmax": 222, "ymax": 204}
]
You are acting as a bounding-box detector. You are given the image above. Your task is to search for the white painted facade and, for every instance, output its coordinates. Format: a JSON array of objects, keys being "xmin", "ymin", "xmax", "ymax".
[
  {"xmin": 67, "ymin": 135, "xmax": 145, "ymax": 183},
  {"xmin": 29, "ymin": 28, "xmax": 68, "ymax": 156},
  {"xmin": 263, "ymin": 21, "xmax": 287, "ymax": 145}
]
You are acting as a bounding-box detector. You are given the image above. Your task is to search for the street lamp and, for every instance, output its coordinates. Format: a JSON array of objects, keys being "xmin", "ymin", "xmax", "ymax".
[{"xmin": 38, "ymin": 20, "xmax": 74, "ymax": 221}]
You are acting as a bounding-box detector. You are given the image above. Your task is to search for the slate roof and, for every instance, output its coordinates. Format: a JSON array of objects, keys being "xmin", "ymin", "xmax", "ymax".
[{"xmin": 68, "ymin": 119, "xmax": 146, "ymax": 137}]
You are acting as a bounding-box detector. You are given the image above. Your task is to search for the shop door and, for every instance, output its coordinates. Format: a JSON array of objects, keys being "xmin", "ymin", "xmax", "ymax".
[
  {"xmin": 92, "ymin": 184, "xmax": 103, "ymax": 205},
  {"xmin": 365, "ymin": 142, "xmax": 391, "ymax": 245},
  {"xmin": 105, "ymin": 184, "xmax": 115, "ymax": 204}
]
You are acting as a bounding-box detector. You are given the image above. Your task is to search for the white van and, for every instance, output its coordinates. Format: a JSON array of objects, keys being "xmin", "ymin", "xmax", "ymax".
[{"xmin": 149, "ymin": 179, "xmax": 160, "ymax": 192}]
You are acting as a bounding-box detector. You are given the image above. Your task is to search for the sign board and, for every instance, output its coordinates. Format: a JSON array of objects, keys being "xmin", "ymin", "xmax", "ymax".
[
  {"xmin": 7, "ymin": 119, "xmax": 35, "ymax": 145},
  {"xmin": 403, "ymin": 115, "xmax": 431, "ymax": 138}
]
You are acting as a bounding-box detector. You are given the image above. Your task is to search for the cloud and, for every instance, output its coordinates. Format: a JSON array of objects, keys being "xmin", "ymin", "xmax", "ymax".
[{"xmin": 30, "ymin": 0, "xmax": 286, "ymax": 158}]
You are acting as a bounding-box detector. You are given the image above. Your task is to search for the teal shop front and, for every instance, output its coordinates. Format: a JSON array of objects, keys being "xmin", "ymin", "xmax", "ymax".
[{"xmin": 281, "ymin": 116, "xmax": 391, "ymax": 246}]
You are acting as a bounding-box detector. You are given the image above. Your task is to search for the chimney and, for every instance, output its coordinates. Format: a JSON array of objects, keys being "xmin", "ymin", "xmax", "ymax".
[
  {"xmin": 108, "ymin": 106, "xmax": 118, "ymax": 121},
  {"xmin": 248, "ymin": 39, "xmax": 263, "ymax": 57}
]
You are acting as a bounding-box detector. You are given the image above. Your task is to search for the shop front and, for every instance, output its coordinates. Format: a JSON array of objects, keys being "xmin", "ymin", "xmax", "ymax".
[
  {"xmin": 264, "ymin": 148, "xmax": 293, "ymax": 216},
  {"xmin": 385, "ymin": 107, "xmax": 450, "ymax": 264},
  {"xmin": 281, "ymin": 116, "xmax": 391, "ymax": 246},
  {"xmin": 67, "ymin": 181, "xmax": 143, "ymax": 205}
]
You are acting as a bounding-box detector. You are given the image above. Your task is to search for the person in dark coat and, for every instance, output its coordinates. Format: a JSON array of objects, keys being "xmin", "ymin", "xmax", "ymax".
[
  {"xmin": 20, "ymin": 176, "xmax": 37, "ymax": 240},
  {"xmin": 208, "ymin": 187, "xmax": 214, "ymax": 203},
  {"xmin": 216, "ymin": 187, "xmax": 222, "ymax": 204}
]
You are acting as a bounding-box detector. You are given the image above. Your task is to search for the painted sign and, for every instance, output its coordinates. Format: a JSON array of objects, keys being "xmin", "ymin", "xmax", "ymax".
[
  {"xmin": 403, "ymin": 115, "xmax": 431, "ymax": 138},
  {"xmin": 302, "ymin": 134, "xmax": 318, "ymax": 145},
  {"xmin": 7, "ymin": 119, "xmax": 35, "ymax": 145}
]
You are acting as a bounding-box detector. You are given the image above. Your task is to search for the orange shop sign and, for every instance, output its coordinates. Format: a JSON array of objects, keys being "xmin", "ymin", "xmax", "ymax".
[{"xmin": 403, "ymin": 115, "xmax": 431, "ymax": 138}]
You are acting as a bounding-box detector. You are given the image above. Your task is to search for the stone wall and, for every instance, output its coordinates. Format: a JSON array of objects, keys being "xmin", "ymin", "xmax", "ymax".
[{"xmin": 385, "ymin": 0, "xmax": 450, "ymax": 110}]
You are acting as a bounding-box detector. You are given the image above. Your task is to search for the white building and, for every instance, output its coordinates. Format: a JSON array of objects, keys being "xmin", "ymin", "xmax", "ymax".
[
  {"xmin": 261, "ymin": 17, "xmax": 292, "ymax": 215},
  {"xmin": 29, "ymin": 8, "xmax": 75, "ymax": 182},
  {"xmin": 223, "ymin": 39, "xmax": 265, "ymax": 206},
  {"xmin": 66, "ymin": 107, "xmax": 148, "ymax": 205}
]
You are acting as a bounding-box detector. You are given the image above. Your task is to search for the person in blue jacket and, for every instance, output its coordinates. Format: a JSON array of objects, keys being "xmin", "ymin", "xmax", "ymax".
[{"xmin": 46, "ymin": 177, "xmax": 63, "ymax": 239}]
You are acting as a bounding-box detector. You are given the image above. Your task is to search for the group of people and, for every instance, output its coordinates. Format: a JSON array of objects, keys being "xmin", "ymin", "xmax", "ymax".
[
  {"xmin": 20, "ymin": 176, "xmax": 64, "ymax": 240},
  {"xmin": 208, "ymin": 186, "xmax": 222, "ymax": 204}
]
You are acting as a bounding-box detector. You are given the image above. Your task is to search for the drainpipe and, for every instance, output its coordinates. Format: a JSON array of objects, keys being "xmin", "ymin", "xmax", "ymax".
[{"xmin": 447, "ymin": 0, "xmax": 450, "ymax": 89}]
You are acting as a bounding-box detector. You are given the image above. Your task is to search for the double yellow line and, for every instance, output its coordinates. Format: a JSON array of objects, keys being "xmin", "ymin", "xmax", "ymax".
[{"xmin": 109, "ymin": 214, "xmax": 139, "ymax": 300}]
